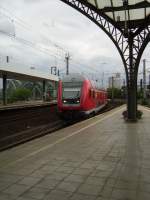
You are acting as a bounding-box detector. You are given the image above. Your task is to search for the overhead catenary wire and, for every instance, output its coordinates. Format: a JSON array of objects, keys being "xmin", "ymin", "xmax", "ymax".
[
  {"xmin": 0, "ymin": 29, "xmax": 65, "ymax": 61},
  {"xmin": 0, "ymin": 5, "xmax": 68, "ymax": 64},
  {"xmin": 0, "ymin": 5, "xmax": 139, "ymax": 79},
  {"xmin": 0, "ymin": 6, "xmax": 67, "ymax": 55}
]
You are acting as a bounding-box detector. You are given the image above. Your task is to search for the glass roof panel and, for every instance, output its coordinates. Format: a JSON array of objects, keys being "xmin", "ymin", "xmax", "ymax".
[
  {"xmin": 106, "ymin": 12, "xmax": 114, "ymax": 20},
  {"xmin": 85, "ymin": 0, "xmax": 150, "ymax": 23},
  {"xmin": 147, "ymin": 7, "xmax": 150, "ymax": 15},
  {"xmin": 128, "ymin": 0, "xmax": 144, "ymax": 5},
  {"xmin": 129, "ymin": 8, "xmax": 145, "ymax": 20},
  {"xmin": 87, "ymin": 0, "xmax": 95, "ymax": 7}
]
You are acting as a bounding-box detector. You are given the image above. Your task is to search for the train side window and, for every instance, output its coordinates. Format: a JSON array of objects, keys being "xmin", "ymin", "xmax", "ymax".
[
  {"xmin": 100, "ymin": 92, "xmax": 102, "ymax": 98},
  {"xmin": 89, "ymin": 89, "xmax": 92, "ymax": 97},
  {"xmin": 93, "ymin": 91, "xmax": 95, "ymax": 98}
]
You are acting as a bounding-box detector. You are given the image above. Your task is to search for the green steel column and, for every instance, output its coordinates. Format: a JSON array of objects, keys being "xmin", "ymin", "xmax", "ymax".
[{"xmin": 2, "ymin": 74, "xmax": 7, "ymax": 105}]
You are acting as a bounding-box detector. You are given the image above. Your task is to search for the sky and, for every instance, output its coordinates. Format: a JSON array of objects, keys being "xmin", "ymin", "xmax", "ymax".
[{"xmin": 0, "ymin": 0, "xmax": 149, "ymax": 88}]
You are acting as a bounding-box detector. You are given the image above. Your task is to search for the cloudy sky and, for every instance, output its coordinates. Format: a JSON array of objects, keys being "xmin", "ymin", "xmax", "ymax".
[{"xmin": 0, "ymin": 0, "xmax": 149, "ymax": 85}]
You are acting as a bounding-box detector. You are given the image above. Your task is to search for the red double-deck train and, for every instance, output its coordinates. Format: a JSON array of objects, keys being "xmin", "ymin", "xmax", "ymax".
[{"xmin": 57, "ymin": 74, "xmax": 107, "ymax": 119}]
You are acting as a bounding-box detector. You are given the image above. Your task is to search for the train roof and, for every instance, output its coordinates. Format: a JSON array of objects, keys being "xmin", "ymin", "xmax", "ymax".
[
  {"xmin": 61, "ymin": 73, "xmax": 86, "ymax": 82},
  {"xmin": 61, "ymin": 73, "xmax": 106, "ymax": 91}
]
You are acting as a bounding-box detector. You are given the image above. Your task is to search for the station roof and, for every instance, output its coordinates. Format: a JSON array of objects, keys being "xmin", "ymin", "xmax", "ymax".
[
  {"xmin": 84, "ymin": 0, "xmax": 150, "ymax": 28},
  {"xmin": 0, "ymin": 65, "xmax": 59, "ymax": 82}
]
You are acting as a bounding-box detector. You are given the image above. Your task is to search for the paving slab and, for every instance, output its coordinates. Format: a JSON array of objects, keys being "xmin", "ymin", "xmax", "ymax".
[{"xmin": 0, "ymin": 105, "xmax": 150, "ymax": 200}]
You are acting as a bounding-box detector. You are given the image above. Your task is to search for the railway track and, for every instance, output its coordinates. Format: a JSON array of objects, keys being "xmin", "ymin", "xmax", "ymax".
[
  {"xmin": 0, "ymin": 119, "xmax": 67, "ymax": 151},
  {"xmin": 0, "ymin": 102, "xmax": 122, "ymax": 151},
  {"xmin": 0, "ymin": 103, "xmax": 64, "ymax": 151}
]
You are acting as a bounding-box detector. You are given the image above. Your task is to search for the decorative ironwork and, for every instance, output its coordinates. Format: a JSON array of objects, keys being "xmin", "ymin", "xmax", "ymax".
[{"xmin": 60, "ymin": 0, "xmax": 150, "ymax": 120}]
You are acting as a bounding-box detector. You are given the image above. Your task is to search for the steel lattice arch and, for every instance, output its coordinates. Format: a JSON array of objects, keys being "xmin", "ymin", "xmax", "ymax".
[{"xmin": 60, "ymin": 0, "xmax": 150, "ymax": 121}]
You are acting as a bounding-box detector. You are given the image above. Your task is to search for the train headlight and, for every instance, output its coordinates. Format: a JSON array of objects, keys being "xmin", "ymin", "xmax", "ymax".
[
  {"xmin": 63, "ymin": 100, "xmax": 67, "ymax": 103},
  {"xmin": 76, "ymin": 100, "xmax": 80, "ymax": 103}
]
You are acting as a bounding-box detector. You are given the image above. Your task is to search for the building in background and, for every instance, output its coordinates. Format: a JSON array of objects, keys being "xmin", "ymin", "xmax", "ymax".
[{"xmin": 108, "ymin": 73, "xmax": 122, "ymax": 89}]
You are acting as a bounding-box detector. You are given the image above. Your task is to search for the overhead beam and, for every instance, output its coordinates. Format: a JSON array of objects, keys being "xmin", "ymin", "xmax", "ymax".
[
  {"xmin": 93, "ymin": 0, "xmax": 98, "ymax": 9},
  {"xmin": 110, "ymin": 0, "xmax": 115, "ymax": 21},
  {"xmin": 100, "ymin": 1, "xmax": 150, "ymax": 13},
  {"xmin": 116, "ymin": 15, "xmax": 150, "ymax": 29}
]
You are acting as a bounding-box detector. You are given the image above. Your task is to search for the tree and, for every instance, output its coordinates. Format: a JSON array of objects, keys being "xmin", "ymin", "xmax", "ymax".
[
  {"xmin": 9, "ymin": 88, "xmax": 32, "ymax": 103},
  {"xmin": 107, "ymin": 88, "xmax": 122, "ymax": 99}
]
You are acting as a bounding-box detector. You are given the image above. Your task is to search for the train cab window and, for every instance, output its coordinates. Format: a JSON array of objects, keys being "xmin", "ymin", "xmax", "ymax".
[
  {"xmin": 63, "ymin": 88, "xmax": 81, "ymax": 99},
  {"xmin": 62, "ymin": 81, "xmax": 82, "ymax": 99}
]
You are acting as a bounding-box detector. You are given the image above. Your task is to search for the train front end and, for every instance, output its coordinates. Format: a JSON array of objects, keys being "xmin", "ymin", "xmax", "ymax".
[{"xmin": 57, "ymin": 74, "xmax": 85, "ymax": 119}]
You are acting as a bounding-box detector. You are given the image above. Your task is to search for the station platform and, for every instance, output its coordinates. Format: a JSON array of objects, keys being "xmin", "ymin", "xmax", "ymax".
[
  {"xmin": 0, "ymin": 100, "xmax": 57, "ymax": 111},
  {"xmin": 0, "ymin": 105, "xmax": 150, "ymax": 200}
]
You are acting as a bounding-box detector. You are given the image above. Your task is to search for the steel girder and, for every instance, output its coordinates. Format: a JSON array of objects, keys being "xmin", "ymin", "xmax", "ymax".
[{"xmin": 60, "ymin": 0, "xmax": 150, "ymax": 120}]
